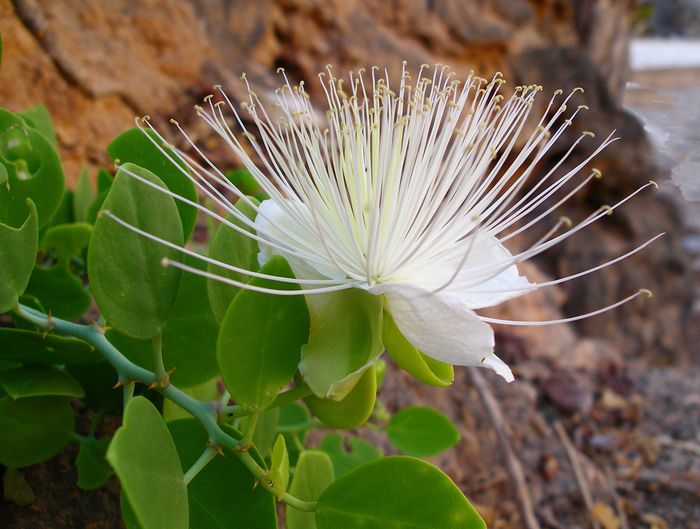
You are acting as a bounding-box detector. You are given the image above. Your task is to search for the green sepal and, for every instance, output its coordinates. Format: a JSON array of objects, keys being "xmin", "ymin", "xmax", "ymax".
[
  {"xmin": 305, "ymin": 365, "xmax": 377, "ymax": 430},
  {"xmin": 383, "ymin": 312, "xmax": 454, "ymax": 387},
  {"xmin": 300, "ymin": 289, "xmax": 383, "ymax": 400}
]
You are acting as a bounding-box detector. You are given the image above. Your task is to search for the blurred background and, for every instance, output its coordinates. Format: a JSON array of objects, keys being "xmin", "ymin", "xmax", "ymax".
[{"xmin": 0, "ymin": 1, "xmax": 698, "ymax": 528}]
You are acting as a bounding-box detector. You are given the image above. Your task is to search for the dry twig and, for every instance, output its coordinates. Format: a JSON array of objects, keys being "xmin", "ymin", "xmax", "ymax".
[
  {"xmin": 553, "ymin": 421, "xmax": 601, "ymax": 529},
  {"xmin": 469, "ymin": 368, "xmax": 541, "ymax": 529}
]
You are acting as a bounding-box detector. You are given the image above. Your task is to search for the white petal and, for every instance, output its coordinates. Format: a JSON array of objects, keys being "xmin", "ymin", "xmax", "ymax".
[
  {"xmin": 254, "ymin": 199, "xmax": 343, "ymax": 280},
  {"xmin": 372, "ymin": 282, "xmax": 514, "ymax": 382},
  {"xmin": 406, "ymin": 234, "xmax": 533, "ymax": 309}
]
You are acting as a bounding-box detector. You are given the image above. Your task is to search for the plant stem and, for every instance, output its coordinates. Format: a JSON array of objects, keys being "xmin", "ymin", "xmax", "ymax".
[
  {"xmin": 123, "ymin": 382, "xmax": 135, "ymax": 408},
  {"xmin": 183, "ymin": 446, "xmax": 217, "ymax": 485},
  {"xmin": 151, "ymin": 333, "xmax": 166, "ymax": 383},
  {"xmin": 242, "ymin": 413, "xmax": 259, "ymax": 446},
  {"xmin": 12, "ymin": 303, "xmax": 315, "ymax": 512}
]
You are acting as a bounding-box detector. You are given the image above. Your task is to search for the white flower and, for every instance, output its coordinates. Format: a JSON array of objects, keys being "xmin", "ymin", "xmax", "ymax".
[{"xmin": 109, "ymin": 63, "xmax": 661, "ymax": 384}]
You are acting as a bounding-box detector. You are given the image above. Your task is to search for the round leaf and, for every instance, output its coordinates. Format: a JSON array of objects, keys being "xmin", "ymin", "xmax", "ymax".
[
  {"xmin": 286, "ymin": 450, "xmax": 334, "ymax": 529},
  {"xmin": 108, "ymin": 128, "xmax": 198, "ymax": 241},
  {"xmin": 0, "ymin": 396, "xmax": 74, "ymax": 468},
  {"xmin": 387, "ymin": 406, "xmax": 460, "ymax": 458},
  {"xmin": 383, "ymin": 312, "xmax": 454, "ymax": 387},
  {"xmin": 305, "ymin": 364, "xmax": 377, "ymax": 429},
  {"xmin": 318, "ymin": 434, "xmax": 381, "ymax": 478},
  {"xmin": 76, "ymin": 437, "xmax": 112, "ymax": 489},
  {"xmin": 0, "ymin": 365, "xmax": 84, "ymax": 399},
  {"xmin": 89, "ymin": 163, "xmax": 183, "ymax": 339},
  {"xmin": 217, "ymin": 256, "xmax": 309, "ymax": 410},
  {"xmin": 0, "ymin": 110, "xmax": 64, "ymax": 228},
  {"xmin": 107, "ymin": 397, "xmax": 188, "ymax": 529},
  {"xmin": 316, "ymin": 457, "xmax": 486, "ymax": 529},
  {"xmin": 0, "ymin": 328, "xmax": 99, "ymax": 364},
  {"xmin": 169, "ymin": 419, "xmax": 277, "ymax": 529},
  {"xmin": 207, "ymin": 198, "xmax": 259, "ymax": 323},
  {"xmin": 0, "ymin": 199, "xmax": 38, "ymax": 313}
]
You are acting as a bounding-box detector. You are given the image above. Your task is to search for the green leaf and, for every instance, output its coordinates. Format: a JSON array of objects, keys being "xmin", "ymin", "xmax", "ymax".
[
  {"xmin": 287, "ymin": 450, "xmax": 334, "ymax": 529},
  {"xmin": 40, "ymin": 222, "xmax": 92, "ymax": 262},
  {"xmin": 316, "ymin": 457, "xmax": 486, "ymax": 529},
  {"xmin": 19, "ymin": 103, "xmax": 57, "ymax": 147},
  {"xmin": 108, "ymin": 128, "xmax": 198, "ymax": 241},
  {"xmin": 305, "ymin": 364, "xmax": 376, "ymax": 429},
  {"xmin": 46, "ymin": 189, "xmax": 74, "ymax": 228},
  {"xmin": 0, "ymin": 365, "xmax": 84, "ymax": 399},
  {"xmin": 0, "ymin": 328, "xmax": 98, "ymax": 364},
  {"xmin": 0, "ymin": 109, "xmax": 64, "ymax": 228},
  {"xmin": 300, "ymin": 289, "xmax": 383, "ymax": 400},
  {"xmin": 66, "ymin": 361, "xmax": 121, "ymax": 413},
  {"xmin": 217, "ymin": 256, "xmax": 309, "ymax": 410},
  {"xmin": 89, "ymin": 163, "xmax": 183, "ymax": 340},
  {"xmin": 225, "ymin": 169, "xmax": 260, "ymax": 196},
  {"xmin": 383, "ymin": 312, "xmax": 454, "ymax": 387},
  {"xmin": 278, "ymin": 402, "xmax": 312, "ymax": 433},
  {"xmin": 73, "ymin": 169, "xmax": 95, "ymax": 223},
  {"xmin": 387, "ymin": 406, "xmax": 460, "ymax": 458},
  {"xmin": 207, "ymin": 197, "xmax": 259, "ymax": 323},
  {"xmin": 3, "ymin": 467, "xmax": 37, "ymax": 506},
  {"xmin": 318, "ymin": 434, "xmax": 381, "ymax": 478},
  {"xmin": 76, "ymin": 437, "xmax": 112, "ymax": 489},
  {"xmin": 0, "ymin": 396, "xmax": 74, "ymax": 468},
  {"xmin": 269, "ymin": 434, "xmax": 290, "ymax": 493},
  {"xmin": 160, "ymin": 253, "xmax": 219, "ymax": 386},
  {"xmin": 169, "ymin": 419, "xmax": 277, "ymax": 529},
  {"xmin": 0, "ymin": 199, "xmax": 38, "ymax": 313},
  {"xmin": 97, "ymin": 168, "xmax": 113, "ymax": 193},
  {"xmin": 107, "ymin": 397, "xmax": 188, "ymax": 529},
  {"xmin": 25, "ymin": 265, "xmax": 90, "ymax": 320},
  {"xmin": 105, "ymin": 254, "xmax": 220, "ymax": 387},
  {"xmin": 163, "ymin": 378, "xmax": 218, "ymax": 422},
  {"xmin": 240, "ymin": 407, "xmax": 279, "ymax": 458}
]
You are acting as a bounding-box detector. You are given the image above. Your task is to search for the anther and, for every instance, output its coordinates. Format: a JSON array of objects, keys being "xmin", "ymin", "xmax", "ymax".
[
  {"xmin": 276, "ymin": 67, "xmax": 285, "ymax": 73},
  {"xmin": 592, "ymin": 168, "xmax": 602, "ymax": 178},
  {"xmin": 142, "ymin": 115, "xmax": 151, "ymax": 122},
  {"xmin": 582, "ymin": 131, "xmax": 596, "ymax": 138},
  {"xmin": 203, "ymin": 94, "xmax": 213, "ymax": 103},
  {"xmin": 648, "ymin": 180, "xmax": 659, "ymax": 189},
  {"xmin": 639, "ymin": 288, "xmax": 653, "ymax": 298},
  {"xmin": 161, "ymin": 257, "xmax": 170, "ymax": 267},
  {"xmin": 578, "ymin": 105, "xmax": 589, "ymax": 111},
  {"xmin": 560, "ymin": 216, "xmax": 573, "ymax": 228},
  {"xmin": 213, "ymin": 84, "xmax": 222, "ymax": 90},
  {"xmin": 554, "ymin": 89, "xmax": 563, "ymax": 96},
  {"xmin": 601, "ymin": 205, "xmax": 613, "ymax": 216},
  {"xmin": 573, "ymin": 87, "xmax": 585, "ymax": 93},
  {"xmin": 170, "ymin": 119, "xmax": 180, "ymax": 126}
]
